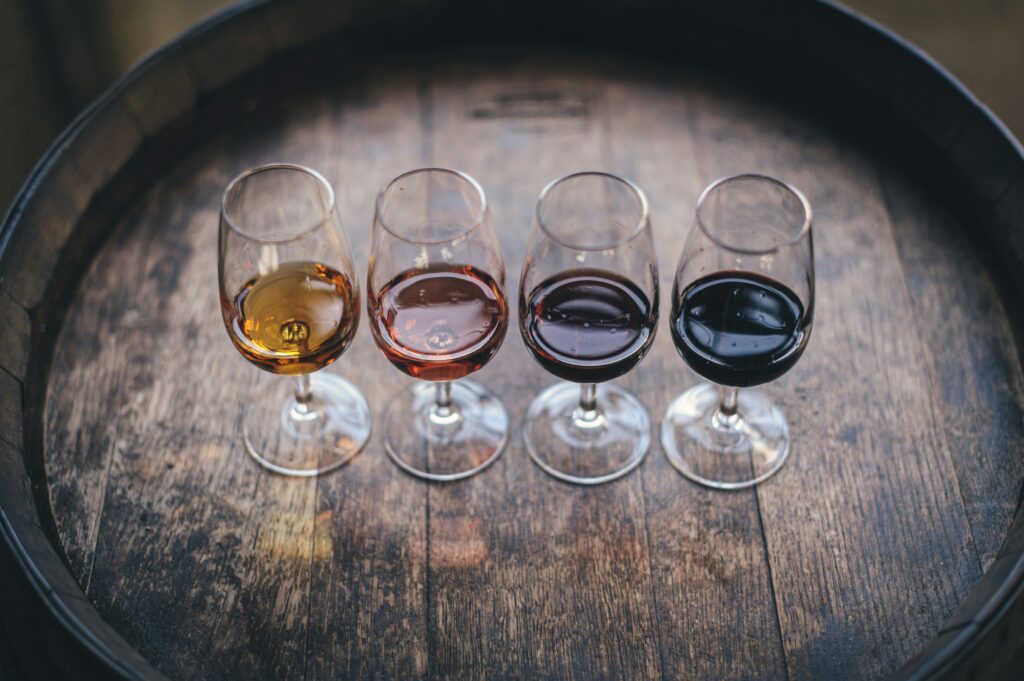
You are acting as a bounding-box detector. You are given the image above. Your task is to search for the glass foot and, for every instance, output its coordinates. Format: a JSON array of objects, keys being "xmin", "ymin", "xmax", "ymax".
[
  {"xmin": 383, "ymin": 379, "xmax": 509, "ymax": 481},
  {"xmin": 661, "ymin": 382, "xmax": 790, "ymax": 490},
  {"xmin": 243, "ymin": 372, "xmax": 371, "ymax": 477},
  {"xmin": 524, "ymin": 382, "xmax": 651, "ymax": 485}
]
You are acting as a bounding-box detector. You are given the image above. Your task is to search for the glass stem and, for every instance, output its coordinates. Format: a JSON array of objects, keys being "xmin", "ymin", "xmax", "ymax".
[
  {"xmin": 711, "ymin": 385, "xmax": 742, "ymax": 432},
  {"xmin": 579, "ymin": 383, "xmax": 598, "ymax": 412},
  {"xmin": 434, "ymin": 380, "xmax": 454, "ymax": 420},
  {"xmin": 719, "ymin": 386, "xmax": 739, "ymax": 417},
  {"xmin": 572, "ymin": 383, "xmax": 604, "ymax": 428},
  {"xmin": 292, "ymin": 373, "xmax": 316, "ymax": 419}
]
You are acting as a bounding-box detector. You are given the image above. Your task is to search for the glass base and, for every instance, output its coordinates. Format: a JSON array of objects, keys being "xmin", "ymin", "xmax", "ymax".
[
  {"xmin": 661, "ymin": 382, "xmax": 790, "ymax": 490},
  {"xmin": 383, "ymin": 379, "xmax": 509, "ymax": 481},
  {"xmin": 243, "ymin": 373, "xmax": 371, "ymax": 477},
  {"xmin": 524, "ymin": 382, "xmax": 651, "ymax": 485}
]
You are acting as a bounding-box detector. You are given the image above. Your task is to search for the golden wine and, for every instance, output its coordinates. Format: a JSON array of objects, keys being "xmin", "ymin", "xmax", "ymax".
[{"xmin": 223, "ymin": 261, "xmax": 359, "ymax": 375}]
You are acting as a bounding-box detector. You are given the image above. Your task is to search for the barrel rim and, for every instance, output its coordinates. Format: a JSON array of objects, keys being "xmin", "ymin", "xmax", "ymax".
[
  {"xmin": 0, "ymin": 0, "xmax": 267, "ymax": 260},
  {"xmin": 0, "ymin": 1, "xmax": 1021, "ymax": 679}
]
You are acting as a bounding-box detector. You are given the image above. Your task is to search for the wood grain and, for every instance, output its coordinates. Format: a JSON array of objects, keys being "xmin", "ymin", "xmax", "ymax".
[
  {"xmin": 38, "ymin": 50, "xmax": 1020, "ymax": 681},
  {"xmin": 602, "ymin": 65, "xmax": 789, "ymax": 680},
  {"xmin": 303, "ymin": 63, "xmax": 429, "ymax": 681},
  {"xmin": 0, "ymin": 177, "xmax": 81, "ymax": 310},
  {"xmin": 0, "ymin": 289, "xmax": 30, "ymax": 381},
  {"xmin": 421, "ymin": 54, "xmax": 662, "ymax": 679},
  {"xmin": 879, "ymin": 163, "xmax": 1024, "ymax": 570},
  {"xmin": 680, "ymin": 72, "xmax": 983, "ymax": 680}
]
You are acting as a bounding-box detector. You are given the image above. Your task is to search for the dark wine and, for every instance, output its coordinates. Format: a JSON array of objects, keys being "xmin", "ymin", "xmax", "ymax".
[
  {"xmin": 672, "ymin": 271, "xmax": 809, "ymax": 387},
  {"xmin": 521, "ymin": 268, "xmax": 656, "ymax": 383},
  {"xmin": 370, "ymin": 264, "xmax": 508, "ymax": 381},
  {"xmin": 224, "ymin": 261, "xmax": 359, "ymax": 375}
]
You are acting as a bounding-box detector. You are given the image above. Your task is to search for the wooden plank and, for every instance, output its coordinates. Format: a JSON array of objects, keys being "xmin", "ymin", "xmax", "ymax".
[
  {"xmin": 63, "ymin": 98, "xmax": 145, "ymax": 193},
  {"xmin": 46, "ymin": 121, "xmax": 321, "ymax": 678},
  {"xmin": 299, "ymin": 63, "xmax": 429, "ymax": 681},
  {"xmin": 799, "ymin": 2, "xmax": 976, "ymax": 152},
  {"xmin": 0, "ymin": 290, "xmax": 30, "ymax": 382},
  {"xmin": 122, "ymin": 55, "xmax": 200, "ymax": 136},
  {"xmin": 1, "ymin": 96, "xmax": 143, "ymax": 309},
  {"xmin": 45, "ymin": 209, "xmax": 154, "ymax": 587},
  {"xmin": 255, "ymin": 0, "xmax": 353, "ymax": 53},
  {"xmin": 0, "ymin": 515, "xmax": 170, "ymax": 681},
  {"xmin": 182, "ymin": 10, "xmax": 272, "ymax": 93},
  {"xmin": 0, "ymin": 364, "xmax": 23, "ymax": 451},
  {"xmin": 0, "ymin": 180, "xmax": 81, "ymax": 310},
  {"xmin": 947, "ymin": 109, "xmax": 1024, "ymax": 204},
  {"xmin": 994, "ymin": 173, "xmax": 1024, "ymax": 295},
  {"xmin": 682, "ymin": 73, "xmax": 982, "ymax": 679},
  {"xmin": 602, "ymin": 64, "xmax": 789, "ymax": 680},
  {"xmin": 0, "ymin": 438, "xmax": 35, "ymax": 529},
  {"xmin": 419, "ymin": 53, "xmax": 662, "ymax": 679},
  {"xmin": 0, "ymin": 439, "xmax": 132, "ymax": 661},
  {"xmin": 879, "ymin": 163, "xmax": 1024, "ymax": 570}
]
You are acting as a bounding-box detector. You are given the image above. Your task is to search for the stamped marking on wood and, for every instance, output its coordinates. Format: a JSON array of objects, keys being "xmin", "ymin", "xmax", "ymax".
[{"xmin": 469, "ymin": 91, "xmax": 591, "ymax": 134}]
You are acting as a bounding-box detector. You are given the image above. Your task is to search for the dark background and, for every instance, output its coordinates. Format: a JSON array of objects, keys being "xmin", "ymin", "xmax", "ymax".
[{"xmin": 1, "ymin": 0, "xmax": 1022, "ymax": 215}]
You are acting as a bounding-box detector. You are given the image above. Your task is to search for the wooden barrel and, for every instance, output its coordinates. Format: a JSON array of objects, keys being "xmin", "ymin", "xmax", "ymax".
[{"xmin": 2, "ymin": 1, "xmax": 1023, "ymax": 679}]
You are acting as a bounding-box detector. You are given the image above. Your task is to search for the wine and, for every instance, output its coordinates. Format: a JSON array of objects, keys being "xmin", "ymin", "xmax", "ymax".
[
  {"xmin": 224, "ymin": 261, "xmax": 359, "ymax": 375},
  {"xmin": 672, "ymin": 271, "xmax": 808, "ymax": 387},
  {"xmin": 370, "ymin": 264, "xmax": 508, "ymax": 382},
  {"xmin": 521, "ymin": 268, "xmax": 656, "ymax": 383}
]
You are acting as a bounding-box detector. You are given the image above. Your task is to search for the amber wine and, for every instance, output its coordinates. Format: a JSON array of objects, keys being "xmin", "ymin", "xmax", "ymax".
[
  {"xmin": 223, "ymin": 261, "xmax": 359, "ymax": 375},
  {"xmin": 369, "ymin": 264, "xmax": 507, "ymax": 382}
]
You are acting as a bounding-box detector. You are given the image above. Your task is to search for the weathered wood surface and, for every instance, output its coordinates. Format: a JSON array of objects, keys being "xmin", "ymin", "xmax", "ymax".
[{"xmin": 40, "ymin": 50, "xmax": 1024, "ymax": 681}]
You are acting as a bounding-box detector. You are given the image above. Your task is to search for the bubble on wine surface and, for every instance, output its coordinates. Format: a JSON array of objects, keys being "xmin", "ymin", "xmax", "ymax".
[
  {"xmin": 425, "ymin": 321, "xmax": 458, "ymax": 351},
  {"xmin": 279, "ymin": 319, "xmax": 310, "ymax": 345}
]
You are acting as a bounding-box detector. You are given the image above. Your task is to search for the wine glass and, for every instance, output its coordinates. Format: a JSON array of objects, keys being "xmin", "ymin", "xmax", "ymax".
[
  {"xmin": 662, "ymin": 173, "xmax": 814, "ymax": 490},
  {"xmin": 218, "ymin": 163, "xmax": 371, "ymax": 476},
  {"xmin": 519, "ymin": 172, "xmax": 659, "ymax": 485},
  {"xmin": 367, "ymin": 168, "xmax": 509, "ymax": 481}
]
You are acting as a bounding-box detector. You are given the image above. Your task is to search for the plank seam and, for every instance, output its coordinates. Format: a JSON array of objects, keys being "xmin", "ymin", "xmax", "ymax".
[
  {"xmin": 0, "ymin": 364, "xmax": 23, "ymax": 454},
  {"xmin": 754, "ymin": 487, "xmax": 792, "ymax": 681},
  {"xmin": 301, "ymin": 476, "xmax": 320, "ymax": 681},
  {"xmin": 204, "ymin": 436, "xmax": 265, "ymax": 653},
  {"xmin": 424, "ymin": 482, "xmax": 433, "ymax": 680},
  {"xmin": 942, "ymin": 107, "xmax": 977, "ymax": 158},
  {"xmin": 0, "ymin": 268, "xmax": 31, "ymax": 321},
  {"xmin": 637, "ymin": 470, "xmax": 669, "ymax": 681},
  {"xmin": 874, "ymin": 165, "xmax": 985, "ymax": 580},
  {"xmin": 0, "ymin": 508, "xmax": 154, "ymax": 681},
  {"xmin": 118, "ymin": 96, "xmax": 149, "ymax": 143},
  {"xmin": 992, "ymin": 168, "xmax": 1022, "ymax": 207},
  {"xmin": 78, "ymin": 230, "xmax": 160, "ymax": 595},
  {"xmin": 417, "ymin": 61, "xmax": 436, "ymax": 681},
  {"xmin": 679, "ymin": 76, "xmax": 792, "ymax": 681},
  {"xmin": 597, "ymin": 64, "xmax": 665, "ymax": 681},
  {"xmin": 178, "ymin": 56, "xmax": 205, "ymax": 98}
]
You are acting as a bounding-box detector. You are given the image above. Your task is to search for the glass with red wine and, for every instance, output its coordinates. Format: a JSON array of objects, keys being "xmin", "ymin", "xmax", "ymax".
[
  {"xmin": 519, "ymin": 172, "xmax": 659, "ymax": 485},
  {"xmin": 662, "ymin": 174, "xmax": 814, "ymax": 490},
  {"xmin": 368, "ymin": 168, "xmax": 509, "ymax": 481}
]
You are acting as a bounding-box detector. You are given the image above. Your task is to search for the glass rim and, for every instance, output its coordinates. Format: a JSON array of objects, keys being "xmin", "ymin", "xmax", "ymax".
[
  {"xmin": 535, "ymin": 171, "xmax": 650, "ymax": 251},
  {"xmin": 374, "ymin": 167, "xmax": 489, "ymax": 245},
  {"xmin": 695, "ymin": 173, "xmax": 813, "ymax": 256},
  {"xmin": 220, "ymin": 163, "xmax": 337, "ymax": 245}
]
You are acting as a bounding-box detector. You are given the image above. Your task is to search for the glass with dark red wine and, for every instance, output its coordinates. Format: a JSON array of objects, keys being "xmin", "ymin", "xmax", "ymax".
[
  {"xmin": 368, "ymin": 168, "xmax": 509, "ymax": 481},
  {"xmin": 519, "ymin": 172, "xmax": 658, "ymax": 485},
  {"xmin": 662, "ymin": 174, "xmax": 814, "ymax": 490}
]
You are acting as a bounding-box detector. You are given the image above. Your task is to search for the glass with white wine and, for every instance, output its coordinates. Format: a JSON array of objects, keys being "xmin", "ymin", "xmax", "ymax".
[{"xmin": 218, "ymin": 163, "xmax": 370, "ymax": 476}]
